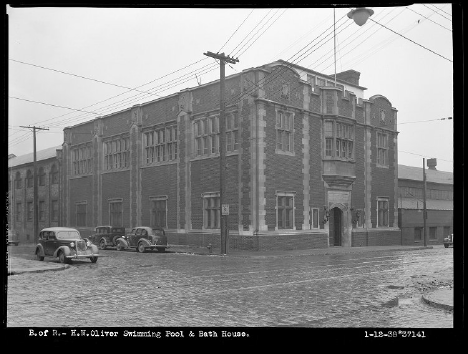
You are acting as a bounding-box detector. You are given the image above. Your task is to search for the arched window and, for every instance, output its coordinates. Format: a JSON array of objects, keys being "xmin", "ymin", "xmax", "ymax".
[
  {"xmin": 50, "ymin": 164, "xmax": 59, "ymax": 184},
  {"xmin": 26, "ymin": 169, "xmax": 33, "ymax": 188},
  {"xmin": 38, "ymin": 167, "xmax": 46, "ymax": 186},
  {"xmin": 15, "ymin": 171, "xmax": 22, "ymax": 189}
]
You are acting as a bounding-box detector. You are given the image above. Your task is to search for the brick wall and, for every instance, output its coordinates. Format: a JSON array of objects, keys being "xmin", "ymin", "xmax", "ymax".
[{"xmin": 101, "ymin": 170, "xmax": 131, "ymax": 227}]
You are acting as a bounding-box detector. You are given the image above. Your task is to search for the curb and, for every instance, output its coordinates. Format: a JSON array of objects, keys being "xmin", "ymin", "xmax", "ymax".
[
  {"xmin": 421, "ymin": 292, "xmax": 453, "ymax": 311},
  {"xmin": 8, "ymin": 263, "xmax": 70, "ymax": 276}
]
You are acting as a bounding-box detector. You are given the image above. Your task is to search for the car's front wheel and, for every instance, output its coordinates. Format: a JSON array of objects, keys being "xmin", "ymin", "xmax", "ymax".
[
  {"xmin": 99, "ymin": 238, "xmax": 107, "ymax": 250},
  {"xmin": 58, "ymin": 251, "xmax": 69, "ymax": 264},
  {"xmin": 90, "ymin": 256, "xmax": 98, "ymax": 263},
  {"xmin": 36, "ymin": 250, "xmax": 44, "ymax": 261},
  {"xmin": 116, "ymin": 241, "xmax": 124, "ymax": 251},
  {"xmin": 444, "ymin": 244, "xmax": 449, "ymax": 248},
  {"xmin": 137, "ymin": 242, "xmax": 146, "ymax": 253}
]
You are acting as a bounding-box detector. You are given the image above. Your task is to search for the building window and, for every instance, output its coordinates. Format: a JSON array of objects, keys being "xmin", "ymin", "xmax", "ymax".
[
  {"xmin": 150, "ymin": 197, "xmax": 167, "ymax": 228},
  {"xmin": 15, "ymin": 171, "xmax": 22, "ymax": 189},
  {"xmin": 277, "ymin": 193, "xmax": 295, "ymax": 229},
  {"xmin": 377, "ymin": 198, "xmax": 389, "ymax": 227},
  {"xmin": 16, "ymin": 203, "xmax": 22, "ymax": 222},
  {"xmin": 104, "ymin": 136, "xmax": 130, "ymax": 170},
  {"xmin": 39, "ymin": 201, "xmax": 45, "ymax": 221},
  {"xmin": 281, "ymin": 83, "xmax": 290, "ymax": 99},
  {"xmin": 377, "ymin": 132, "xmax": 388, "ymax": 166},
  {"xmin": 51, "ymin": 164, "xmax": 59, "ymax": 184},
  {"xmin": 414, "ymin": 227, "xmax": 422, "ymax": 242},
  {"xmin": 72, "ymin": 144, "xmax": 93, "ymax": 175},
  {"xmin": 324, "ymin": 120, "xmax": 354, "ymax": 159},
  {"xmin": 310, "ymin": 208, "xmax": 319, "ymax": 229},
  {"xmin": 429, "ymin": 227, "xmax": 437, "ymax": 240},
  {"xmin": 51, "ymin": 200, "xmax": 59, "ymax": 222},
  {"xmin": 317, "ymin": 77, "xmax": 326, "ymax": 87},
  {"xmin": 203, "ymin": 193, "xmax": 220, "ymax": 229},
  {"xmin": 276, "ymin": 111, "xmax": 294, "ymax": 153},
  {"xmin": 226, "ymin": 112, "xmax": 239, "ymax": 153},
  {"xmin": 307, "ymin": 74, "xmax": 315, "ymax": 88},
  {"xmin": 353, "ymin": 209, "xmax": 365, "ymax": 228},
  {"xmin": 27, "ymin": 202, "xmax": 33, "ymax": 221},
  {"xmin": 76, "ymin": 203, "xmax": 87, "ymax": 227},
  {"xmin": 144, "ymin": 125, "xmax": 177, "ymax": 165},
  {"xmin": 38, "ymin": 167, "xmax": 46, "ymax": 186},
  {"xmin": 26, "ymin": 169, "xmax": 33, "ymax": 188},
  {"xmin": 108, "ymin": 200, "xmax": 123, "ymax": 227}
]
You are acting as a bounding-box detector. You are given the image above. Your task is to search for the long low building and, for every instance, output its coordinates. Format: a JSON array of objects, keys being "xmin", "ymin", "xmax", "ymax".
[{"xmin": 55, "ymin": 59, "xmax": 401, "ymax": 251}]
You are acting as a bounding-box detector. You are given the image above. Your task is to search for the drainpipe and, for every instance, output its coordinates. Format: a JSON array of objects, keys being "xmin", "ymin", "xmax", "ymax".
[{"xmin": 254, "ymin": 90, "xmax": 259, "ymax": 238}]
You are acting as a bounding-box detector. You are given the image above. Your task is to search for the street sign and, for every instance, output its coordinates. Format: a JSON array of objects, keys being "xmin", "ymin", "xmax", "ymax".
[{"xmin": 222, "ymin": 204, "xmax": 229, "ymax": 215}]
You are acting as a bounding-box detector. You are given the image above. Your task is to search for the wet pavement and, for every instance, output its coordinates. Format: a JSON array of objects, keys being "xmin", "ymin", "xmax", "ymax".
[{"xmin": 6, "ymin": 244, "xmax": 453, "ymax": 327}]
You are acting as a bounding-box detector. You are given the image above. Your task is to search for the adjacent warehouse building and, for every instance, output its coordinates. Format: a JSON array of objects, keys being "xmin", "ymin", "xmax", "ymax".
[
  {"xmin": 59, "ymin": 59, "xmax": 401, "ymax": 251},
  {"xmin": 398, "ymin": 160, "xmax": 453, "ymax": 245},
  {"xmin": 7, "ymin": 146, "xmax": 63, "ymax": 243}
]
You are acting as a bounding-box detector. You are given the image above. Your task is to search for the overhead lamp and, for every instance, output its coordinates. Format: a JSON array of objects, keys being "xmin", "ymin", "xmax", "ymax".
[{"xmin": 347, "ymin": 7, "xmax": 374, "ymax": 26}]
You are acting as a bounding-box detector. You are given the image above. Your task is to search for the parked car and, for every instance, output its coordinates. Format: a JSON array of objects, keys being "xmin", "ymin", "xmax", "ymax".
[
  {"xmin": 35, "ymin": 227, "xmax": 100, "ymax": 264},
  {"xmin": 115, "ymin": 226, "xmax": 167, "ymax": 253},
  {"xmin": 443, "ymin": 233, "xmax": 453, "ymax": 248},
  {"xmin": 7, "ymin": 229, "xmax": 19, "ymax": 246},
  {"xmin": 89, "ymin": 226, "xmax": 126, "ymax": 250}
]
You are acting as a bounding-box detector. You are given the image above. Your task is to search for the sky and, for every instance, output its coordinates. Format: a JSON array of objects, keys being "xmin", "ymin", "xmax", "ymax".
[{"xmin": 7, "ymin": 5, "xmax": 454, "ymax": 172}]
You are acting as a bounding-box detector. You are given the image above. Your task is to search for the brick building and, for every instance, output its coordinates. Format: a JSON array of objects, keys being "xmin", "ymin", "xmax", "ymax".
[
  {"xmin": 61, "ymin": 60, "xmax": 400, "ymax": 251},
  {"xmin": 7, "ymin": 146, "xmax": 62, "ymax": 243},
  {"xmin": 398, "ymin": 160, "xmax": 453, "ymax": 245}
]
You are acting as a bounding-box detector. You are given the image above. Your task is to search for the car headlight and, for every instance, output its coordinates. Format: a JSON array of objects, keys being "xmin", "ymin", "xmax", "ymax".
[
  {"xmin": 87, "ymin": 240, "xmax": 91, "ymax": 247},
  {"xmin": 70, "ymin": 242, "xmax": 75, "ymax": 248}
]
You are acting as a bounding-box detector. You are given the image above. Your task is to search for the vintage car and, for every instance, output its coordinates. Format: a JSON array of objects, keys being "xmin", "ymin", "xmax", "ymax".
[
  {"xmin": 89, "ymin": 226, "xmax": 126, "ymax": 250},
  {"xmin": 115, "ymin": 226, "xmax": 167, "ymax": 253},
  {"xmin": 8, "ymin": 229, "xmax": 19, "ymax": 246},
  {"xmin": 35, "ymin": 227, "xmax": 100, "ymax": 263},
  {"xmin": 443, "ymin": 233, "xmax": 453, "ymax": 248}
]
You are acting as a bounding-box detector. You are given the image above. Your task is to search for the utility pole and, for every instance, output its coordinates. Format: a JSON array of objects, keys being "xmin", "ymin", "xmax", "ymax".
[
  {"xmin": 423, "ymin": 158, "xmax": 427, "ymax": 247},
  {"xmin": 203, "ymin": 51, "xmax": 238, "ymax": 255},
  {"xmin": 20, "ymin": 125, "xmax": 49, "ymax": 243}
]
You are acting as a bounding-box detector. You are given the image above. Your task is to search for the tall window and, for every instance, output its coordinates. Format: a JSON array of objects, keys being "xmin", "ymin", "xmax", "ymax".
[
  {"xmin": 429, "ymin": 227, "xmax": 437, "ymax": 240},
  {"xmin": 377, "ymin": 198, "xmax": 389, "ymax": 227},
  {"xmin": 377, "ymin": 132, "xmax": 388, "ymax": 166},
  {"xmin": 203, "ymin": 193, "xmax": 220, "ymax": 229},
  {"xmin": 26, "ymin": 170, "xmax": 33, "ymax": 188},
  {"xmin": 144, "ymin": 125, "xmax": 177, "ymax": 164},
  {"xmin": 276, "ymin": 111, "xmax": 293, "ymax": 153},
  {"xmin": 76, "ymin": 203, "xmax": 87, "ymax": 227},
  {"xmin": 104, "ymin": 136, "xmax": 130, "ymax": 170},
  {"xmin": 277, "ymin": 193, "xmax": 295, "ymax": 229},
  {"xmin": 150, "ymin": 197, "xmax": 167, "ymax": 228},
  {"xmin": 16, "ymin": 203, "xmax": 22, "ymax": 221},
  {"xmin": 310, "ymin": 208, "xmax": 319, "ymax": 229},
  {"xmin": 109, "ymin": 200, "xmax": 123, "ymax": 227},
  {"xmin": 27, "ymin": 202, "xmax": 33, "ymax": 221},
  {"xmin": 324, "ymin": 120, "xmax": 354, "ymax": 159},
  {"xmin": 317, "ymin": 78, "xmax": 326, "ymax": 87},
  {"xmin": 38, "ymin": 167, "xmax": 46, "ymax": 186},
  {"xmin": 72, "ymin": 144, "xmax": 93, "ymax": 175},
  {"xmin": 51, "ymin": 200, "xmax": 59, "ymax": 222},
  {"xmin": 226, "ymin": 112, "xmax": 239, "ymax": 153},
  {"xmin": 414, "ymin": 227, "xmax": 422, "ymax": 241},
  {"xmin": 39, "ymin": 201, "xmax": 45, "ymax": 221},
  {"xmin": 15, "ymin": 171, "xmax": 22, "ymax": 189},
  {"xmin": 51, "ymin": 164, "xmax": 59, "ymax": 184}
]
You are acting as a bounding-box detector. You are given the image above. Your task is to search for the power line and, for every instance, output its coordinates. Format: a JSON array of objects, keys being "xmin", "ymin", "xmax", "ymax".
[
  {"xmin": 399, "ymin": 150, "xmax": 452, "ymax": 163},
  {"xmin": 10, "ymin": 96, "xmax": 100, "ymax": 115},
  {"xmin": 424, "ymin": 4, "xmax": 452, "ymax": 22},
  {"xmin": 405, "ymin": 6, "xmax": 452, "ymax": 32},
  {"xmin": 9, "ymin": 59, "xmax": 163, "ymax": 99},
  {"xmin": 369, "ymin": 18, "xmax": 452, "ymax": 63},
  {"xmin": 219, "ymin": 9, "xmax": 254, "ymax": 52},
  {"xmin": 399, "ymin": 117, "xmax": 452, "ymax": 125},
  {"xmin": 429, "ymin": 4, "xmax": 452, "ymax": 18}
]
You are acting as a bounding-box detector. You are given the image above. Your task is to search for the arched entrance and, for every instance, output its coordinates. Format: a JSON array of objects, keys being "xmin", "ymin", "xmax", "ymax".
[{"xmin": 329, "ymin": 207, "xmax": 342, "ymax": 246}]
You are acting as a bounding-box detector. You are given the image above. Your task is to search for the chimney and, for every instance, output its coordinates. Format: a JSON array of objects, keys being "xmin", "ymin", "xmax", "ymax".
[
  {"xmin": 335, "ymin": 70, "xmax": 361, "ymax": 86},
  {"xmin": 8, "ymin": 154, "xmax": 16, "ymax": 159},
  {"xmin": 427, "ymin": 158, "xmax": 437, "ymax": 170}
]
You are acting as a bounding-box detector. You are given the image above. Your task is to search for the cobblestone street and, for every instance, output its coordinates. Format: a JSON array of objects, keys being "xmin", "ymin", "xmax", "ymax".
[{"xmin": 7, "ymin": 246, "xmax": 453, "ymax": 327}]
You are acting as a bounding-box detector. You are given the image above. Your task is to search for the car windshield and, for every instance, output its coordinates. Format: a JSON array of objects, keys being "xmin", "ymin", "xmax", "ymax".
[
  {"xmin": 56, "ymin": 231, "xmax": 82, "ymax": 240},
  {"xmin": 152, "ymin": 229, "xmax": 164, "ymax": 236}
]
